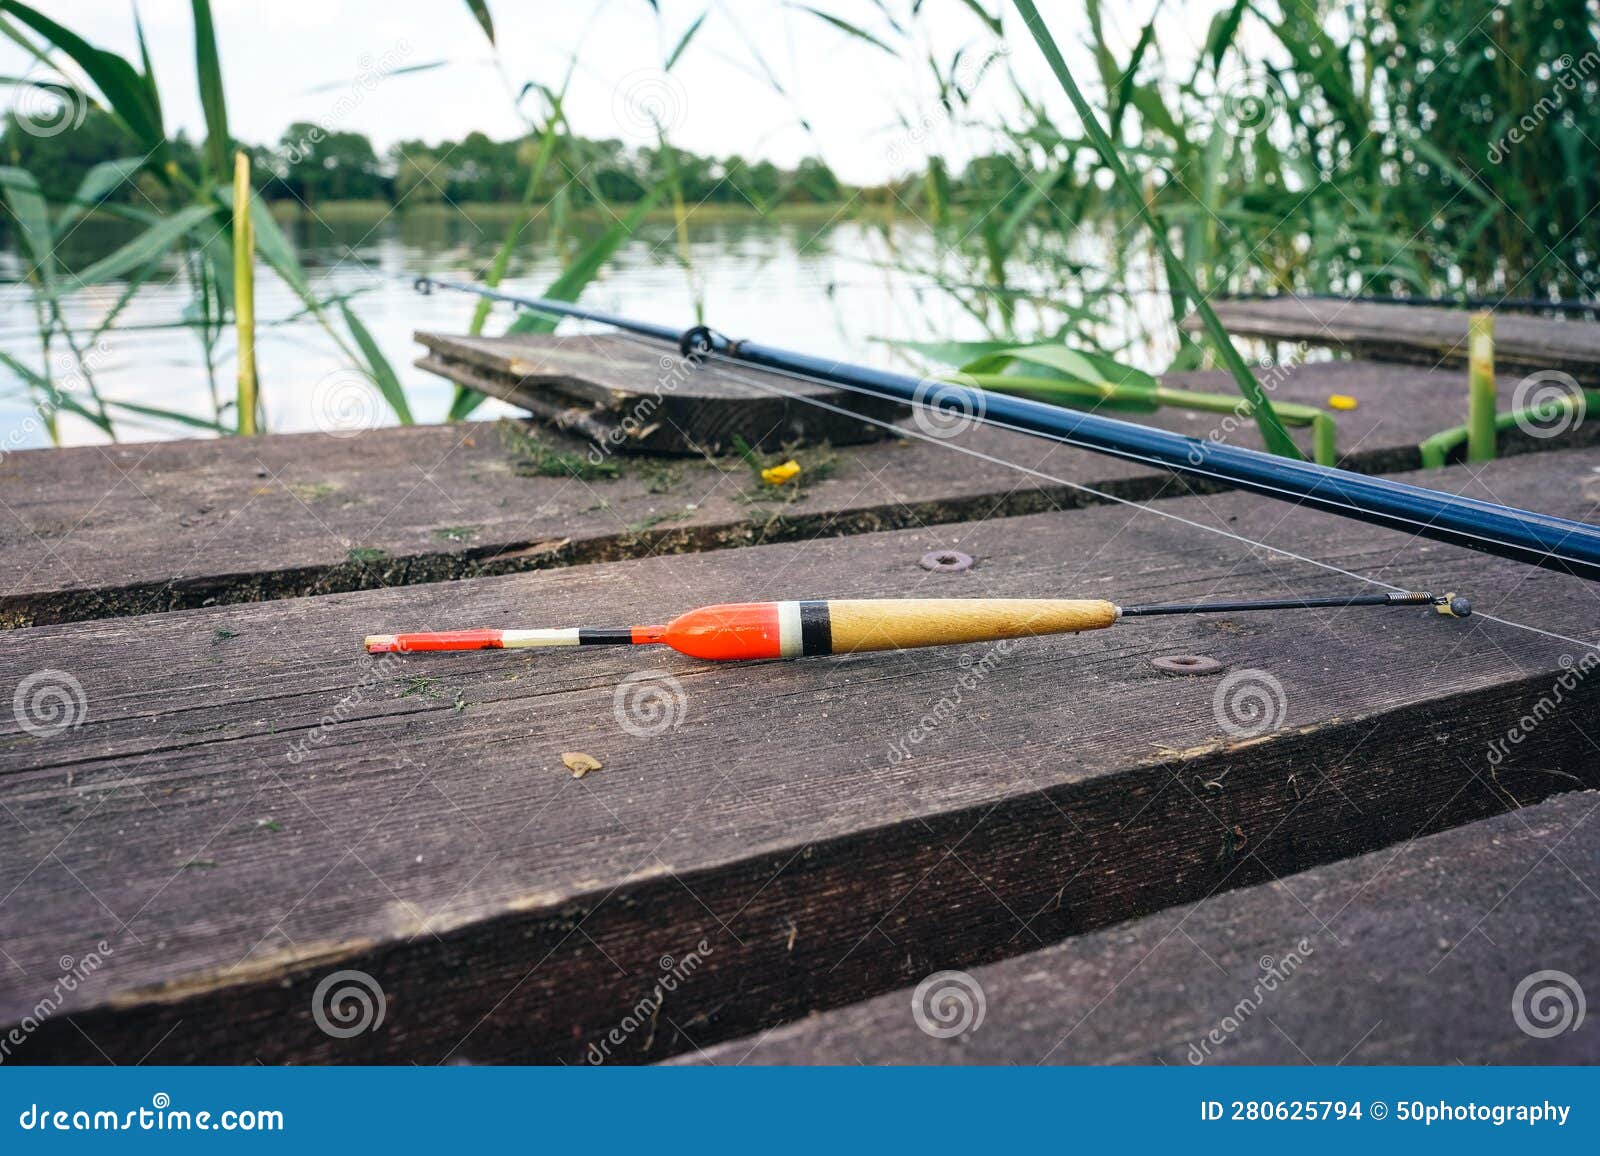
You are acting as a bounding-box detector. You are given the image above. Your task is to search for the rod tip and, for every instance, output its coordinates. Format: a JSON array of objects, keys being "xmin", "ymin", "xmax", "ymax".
[{"xmin": 365, "ymin": 634, "xmax": 400, "ymax": 653}]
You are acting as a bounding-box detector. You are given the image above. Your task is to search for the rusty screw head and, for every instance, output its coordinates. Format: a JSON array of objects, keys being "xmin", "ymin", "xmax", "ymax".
[
  {"xmin": 1153, "ymin": 654, "xmax": 1223, "ymax": 676},
  {"xmin": 920, "ymin": 549, "xmax": 974, "ymax": 573}
]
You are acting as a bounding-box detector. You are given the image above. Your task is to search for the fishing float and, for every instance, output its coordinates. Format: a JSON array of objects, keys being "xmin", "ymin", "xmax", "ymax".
[
  {"xmin": 411, "ymin": 276, "xmax": 1600, "ymax": 584},
  {"xmin": 365, "ymin": 591, "xmax": 1471, "ymax": 663}
]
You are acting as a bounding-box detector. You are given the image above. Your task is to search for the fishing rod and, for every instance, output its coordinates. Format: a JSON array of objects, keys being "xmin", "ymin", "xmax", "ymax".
[
  {"xmin": 366, "ymin": 591, "xmax": 1471, "ymax": 662},
  {"xmin": 413, "ymin": 276, "xmax": 1600, "ymax": 584},
  {"xmin": 1226, "ymin": 292, "xmax": 1600, "ymax": 317}
]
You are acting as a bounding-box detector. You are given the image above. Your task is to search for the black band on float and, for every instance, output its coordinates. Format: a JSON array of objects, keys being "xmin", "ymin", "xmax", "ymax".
[
  {"xmin": 578, "ymin": 628, "xmax": 634, "ymax": 645},
  {"xmin": 799, "ymin": 601, "xmax": 832, "ymax": 656}
]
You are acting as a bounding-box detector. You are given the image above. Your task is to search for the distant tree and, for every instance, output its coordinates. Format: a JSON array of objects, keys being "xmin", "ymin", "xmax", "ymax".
[
  {"xmin": 0, "ymin": 106, "xmax": 146, "ymax": 201},
  {"xmin": 277, "ymin": 123, "xmax": 385, "ymax": 203},
  {"xmin": 390, "ymin": 141, "xmax": 444, "ymax": 204}
]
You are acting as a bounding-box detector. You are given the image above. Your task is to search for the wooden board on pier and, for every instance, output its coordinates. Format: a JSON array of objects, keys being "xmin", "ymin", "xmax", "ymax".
[
  {"xmin": 687, "ymin": 790, "xmax": 1600, "ymax": 1065},
  {"xmin": 6, "ymin": 359, "xmax": 1594, "ymax": 629},
  {"xmin": 413, "ymin": 331, "xmax": 904, "ymax": 454},
  {"xmin": 1, "ymin": 447, "xmax": 1595, "ymax": 1064},
  {"xmin": 1186, "ymin": 295, "xmax": 1600, "ymax": 384}
]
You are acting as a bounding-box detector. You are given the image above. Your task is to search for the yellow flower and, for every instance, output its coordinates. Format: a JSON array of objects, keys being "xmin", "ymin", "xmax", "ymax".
[
  {"xmin": 761, "ymin": 459, "xmax": 801, "ymax": 485},
  {"xmin": 1327, "ymin": 393, "xmax": 1358, "ymax": 411}
]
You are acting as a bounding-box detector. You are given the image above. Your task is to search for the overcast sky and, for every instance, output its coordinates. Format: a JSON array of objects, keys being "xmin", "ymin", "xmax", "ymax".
[{"xmin": 0, "ymin": 0, "xmax": 1232, "ymax": 184}]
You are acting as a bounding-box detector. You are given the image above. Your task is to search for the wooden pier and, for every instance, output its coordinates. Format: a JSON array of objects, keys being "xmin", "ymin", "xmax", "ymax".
[{"xmin": 0, "ymin": 335, "xmax": 1596, "ymax": 1065}]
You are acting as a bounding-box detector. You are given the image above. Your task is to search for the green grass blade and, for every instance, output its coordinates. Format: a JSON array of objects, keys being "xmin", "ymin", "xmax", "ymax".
[
  {"xmin": 0, "ymin": 165, "xmax": 56, "ymax": 286},
  {"xmin": 103, "ymin": 397, "xmax": 228, "ymax": 432},
  {"xmin": 1009, "ymin": 0, "xmax": 1302, "ymax": 460},
  {"xmin": 784, "ymin": 4, "xmax": 897, "ymax": 55},
  {"xmin": 449, "ymin": 188, "xmax": 664, "ymax": 421},
  {"xmin": 189, "ymin": 0, "xmax": 230, "ymax": 182},
  {"xmin": 236, "ymin": 188, "xmax": 311, "ymax": 297},
  {"xmin": 55, "ymin": 157, "xmax": 146, "ymax": 234},
  {"xmin": 665, "ymin": 9, "xmax": 708, "ymax": 70},
  {"xmin": 68, "ymin": 202, "xmax": 215, "ymax": 287},
  {"xmin": 463, "ymin": 0, "xmax": 494, "ymax": 44},
  {"xmin": 0, "ymin": 1, "xmax": 167, "ymax": 159},
  {"xmin": 340, "ymin": 301, "xmax": 414, "ymax": 424}
]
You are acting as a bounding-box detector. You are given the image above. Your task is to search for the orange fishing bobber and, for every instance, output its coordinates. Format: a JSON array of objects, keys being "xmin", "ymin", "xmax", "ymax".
[{"xmin": 364, "ymin": 591, "xmax": 1469, "ymax": 662}]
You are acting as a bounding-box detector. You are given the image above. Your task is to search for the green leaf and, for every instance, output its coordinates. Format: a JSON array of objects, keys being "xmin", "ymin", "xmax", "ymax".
[
  {"xmin": 451, "ymin": 188, "xmax": 664, "ymax": 420},
  {"xmin": 511, "ymin": 185, "xmax": 664, "ymax": 329},
  {"xmin": 0, "ymin": 165, "xmax": 55, "ymax": 285},
  {"xmin": 233, "ymin": 187, "xmax": 311, "ymax": 298},
  {"xmin": 463, "ymin": 0, "xmax": 494, "ymax": 44},
  {"xmin": 998, "ymin": 344, "xmax": 1158, "ymax": 391},
  {"xmin": 56, "ymin": 157, "xmax": 146, "ymax": 234},
  {"xmin": 341, "ymin": 302, "xmax": 414, "ymax": 424},
  {"xmin": 0, "ymin": 1, "xmax": 167, "ymax": 161},
  {"xmin": 189, "ymin": 0, "xmax": 230, "ymax": 181},
  {"xmin": 885, "ymin": 338, "xmax": 1019, "ymax": 367},
  {"xmin": 1009, "ymin": 0, "xmax": 1302, "ymax": 460},
  {"xmin": 67, "ymin": 202, "xmax": 216, "ymax": 288},
  {"xmin": 1203, "ymin": 0, "xmax": 1248, "ymax": 73},
  {"xmin": 953, "ymin": 0, "xmax": 1002, "ymax": 35},
  {"xmin": 104, "ymin": 397, "xmax": 228, "ymax": 432},
  {"xmin": 0, "ymin": 351, "xmax": 114, "ymax": 435},
  {"xmin": 665, "ymin": 9, "xmax": 708, "ymax": 71},
  {"xmin": 784, "ymin": 4, "xmax": 896, "ymax": 55},
  {"xmin": 301, "ymin": 60, "xmax": 445, "ymax": 93},
  {"xmin": 0, "ymin": 349, "xmax": 47, "ymax": 390}
]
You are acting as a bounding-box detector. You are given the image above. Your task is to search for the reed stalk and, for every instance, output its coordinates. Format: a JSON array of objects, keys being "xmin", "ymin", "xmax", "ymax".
[
  {"xmin": 1467, "ymin": 312, "xmax": 1495, "ymax": 463},
  {"xmin": 232, "ymin": 150, "xmax": 257, "ymax": 435}
]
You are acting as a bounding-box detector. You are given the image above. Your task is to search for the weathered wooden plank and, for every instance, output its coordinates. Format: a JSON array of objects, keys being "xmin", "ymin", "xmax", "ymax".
[
  {"xmin": 413, "ymin": 332, "xmax": 903, "ymax": 453},
  {"xmin": 0, "ymin": 417, "xmax": 1155, "ymax": 630},
  {"xmin": 688, "ymin": 790, "xmax": 1600, "ymax": 1065},
  {"xmin": 1187, "ymin": 296, "xmax": 1600, "ymax": 385},
  {"xmin": 1, "ymin": 448, "xmax": 1594, "ymax": 1064},
  {"xmin": 5, "ymin": 359, "xmax": 1591, "ymax": 630}
]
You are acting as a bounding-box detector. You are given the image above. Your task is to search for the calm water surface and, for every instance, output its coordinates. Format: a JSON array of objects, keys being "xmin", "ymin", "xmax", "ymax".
[{"xmin": 0, "ymin": 208, "xmax": 1179, "ymax": 448}]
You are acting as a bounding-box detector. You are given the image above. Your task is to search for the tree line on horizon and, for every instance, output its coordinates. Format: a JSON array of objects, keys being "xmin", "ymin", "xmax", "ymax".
[{"xmin": 0, "ymin": 109, "xmax": 868, "ymax": 211}]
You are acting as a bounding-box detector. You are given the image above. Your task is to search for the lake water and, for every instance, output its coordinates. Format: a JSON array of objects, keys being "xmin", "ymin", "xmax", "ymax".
[{"xmin": 0, "ymin": 207, "xmax": 1179, "ymax": 448}]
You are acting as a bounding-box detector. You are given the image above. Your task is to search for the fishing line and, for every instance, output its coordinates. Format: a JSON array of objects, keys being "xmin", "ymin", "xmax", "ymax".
[
  {"xmin": 599, "ymin": 329, "xmax": 1600, "ymax": 655},
  {"xmin": 414, "ymin": 280, "xmax": 1599, "ymax": 652}
]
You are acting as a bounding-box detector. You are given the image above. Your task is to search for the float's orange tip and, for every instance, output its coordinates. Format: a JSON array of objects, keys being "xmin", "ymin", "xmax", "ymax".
[{"xmin": 365, "ymin": 634, "xmax": 400, "ymax": 653}]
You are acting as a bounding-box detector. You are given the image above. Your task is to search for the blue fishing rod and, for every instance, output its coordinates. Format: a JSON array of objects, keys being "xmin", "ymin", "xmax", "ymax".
[{"xmin": 414, "ymin": 276, "xmax": 1600, "ymax": 583}]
